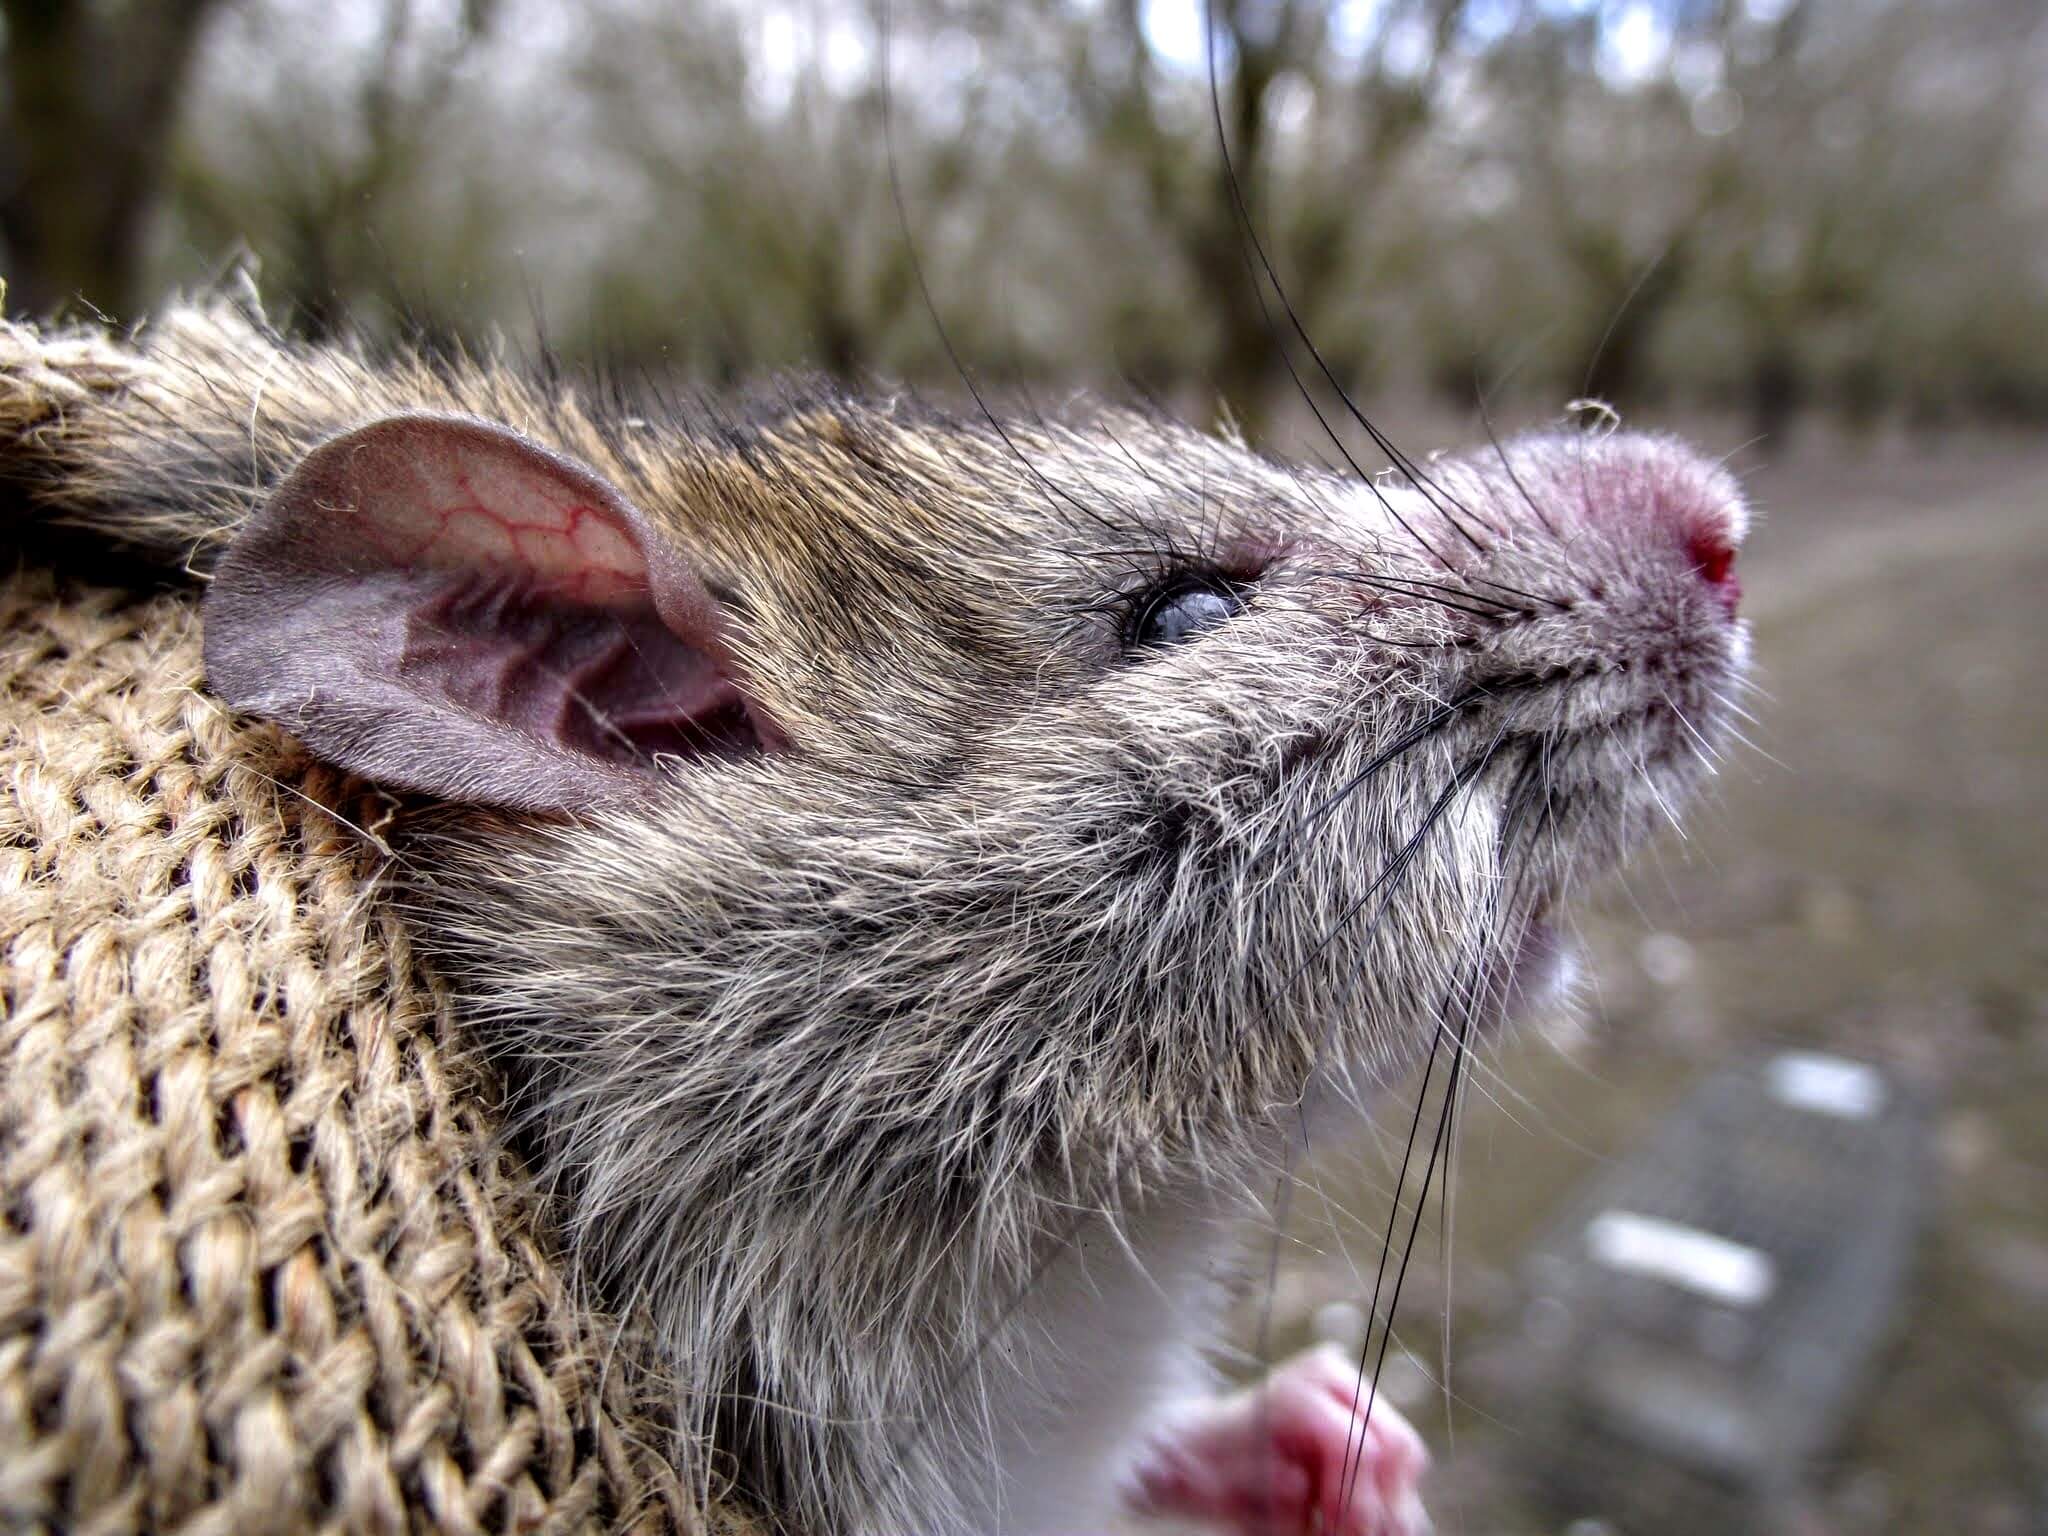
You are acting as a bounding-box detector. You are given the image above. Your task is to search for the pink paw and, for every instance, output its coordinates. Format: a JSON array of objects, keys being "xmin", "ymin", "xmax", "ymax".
[{"xmin": 1122, "ymin": 1346, "xmax": 1429, "ymax": 1536}]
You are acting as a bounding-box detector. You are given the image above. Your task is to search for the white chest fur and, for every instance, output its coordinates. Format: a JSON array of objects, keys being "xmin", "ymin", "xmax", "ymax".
[{"xmin": 914, "ymin": 1190, "xmax": 1245, "ymax": 1536}]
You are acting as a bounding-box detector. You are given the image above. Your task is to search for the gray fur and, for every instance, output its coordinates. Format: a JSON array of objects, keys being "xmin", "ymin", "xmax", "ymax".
[{"xmin": 0, "ymin": 300, "xmax": 1750, "ymax": 1534}]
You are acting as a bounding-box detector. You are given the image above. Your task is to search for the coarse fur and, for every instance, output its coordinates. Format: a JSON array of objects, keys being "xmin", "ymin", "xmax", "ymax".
[{"xmin": 0, "ymin": 293, "xmax": 1750, "ymax": 1534}]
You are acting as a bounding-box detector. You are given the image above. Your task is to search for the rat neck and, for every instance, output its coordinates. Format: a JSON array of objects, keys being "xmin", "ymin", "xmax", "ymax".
[{"xmin": 727, "ymin": 1174, "xmax": 1261, "ymax": 1536}]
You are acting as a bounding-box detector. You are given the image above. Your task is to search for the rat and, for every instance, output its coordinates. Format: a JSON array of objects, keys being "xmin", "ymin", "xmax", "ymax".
[{"xmin": 1, "ymin": 297, "xmax": 1748, "ymax": 1536}]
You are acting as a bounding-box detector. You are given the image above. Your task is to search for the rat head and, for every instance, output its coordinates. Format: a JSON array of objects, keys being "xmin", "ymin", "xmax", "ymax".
[{"xmin": 203, "ymin": 392, "xmax": 1747, "ymax": 1217}]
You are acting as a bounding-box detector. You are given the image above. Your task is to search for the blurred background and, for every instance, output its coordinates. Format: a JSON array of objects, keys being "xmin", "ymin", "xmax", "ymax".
[{"xmin": 3, "ymin": 0, "xmax": 2043, "ymax": 1530}]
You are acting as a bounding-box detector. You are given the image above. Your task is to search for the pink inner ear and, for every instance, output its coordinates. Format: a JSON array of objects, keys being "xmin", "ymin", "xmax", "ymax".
[
  {"xmin": 203, "ymin": 412, "xmax": 774, "ymax": 812},
  {"xmin": 348, "ymin": 420, "xmax": 761, "ymax": 764},
  {"xmin": 406, "ymin": 571, "xmax": 760, "ymax": 766}
]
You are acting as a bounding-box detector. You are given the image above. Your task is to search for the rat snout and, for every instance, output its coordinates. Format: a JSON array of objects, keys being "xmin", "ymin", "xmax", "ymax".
[
  {"xmin": 1342, "ymin": 429, "xmax": 1750, "ymax": 630},
  {"xmin": 1529, "ymin": 430, "xmax": 1749, "ymax": 618},
  {"xmin": 1351, "ymin": 429, "xmax": 1756, "ymax": 750}
]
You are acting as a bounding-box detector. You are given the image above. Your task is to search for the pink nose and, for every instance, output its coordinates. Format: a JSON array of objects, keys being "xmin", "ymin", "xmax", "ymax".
[
  {"xmin": 1576, "ymin": 434, "xmax": 1746, "ymax": 619},
  {"xmin": 1687, "ymin": 526, "xmax": 1740, "ymax": 613}
]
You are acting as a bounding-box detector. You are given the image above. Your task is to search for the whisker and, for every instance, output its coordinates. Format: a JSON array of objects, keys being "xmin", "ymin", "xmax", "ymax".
[
  {"xmin": 1199, "ymin": 3, "xmax": 1473, "ymax": 570},
  {"xmin": 1317, "ymin": 731, "xmax": 1508, "ymax": 1504},
  {"xmin": 1338, "ymin": 950, "xmax": 1479, "ymax": 1507},
  {"xmin": 1578, "ymin": 245, "xmax": 1673, "ymax": 405},
  {"xmin": 1476, "ymin": 391, "xmax": 1562, "ymax": 541},
  {"xmin": 1283, "ymin": 691, "xmax": 1484, "ymax": 848},
  {"xmin": 879, "ymin": 3, "xmax": 1129, "ymax": 552},
  {"xmin": 1318, "ymin": 570, "xmax": 1527, "ymax": 619}
]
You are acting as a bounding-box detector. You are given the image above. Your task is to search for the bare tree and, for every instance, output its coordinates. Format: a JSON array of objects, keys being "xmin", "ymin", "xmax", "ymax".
[
  {"xmin": 0, "ymin": 0, "xmax": 227, "ymax": 316},
  {"xmin": 1061, "ymin": 0, "xmax": 1473, "ymax": 431},
  {"xmin": 570, "ymin": 3, "xmax": 922, "ymax": 382},
  {"xmin": 170, "ymin": 0, "xmax": 502, "ymax": 337},
  {"xmin": 36, "ymin": 0, "xmax": 2042, "ymax": 432}
]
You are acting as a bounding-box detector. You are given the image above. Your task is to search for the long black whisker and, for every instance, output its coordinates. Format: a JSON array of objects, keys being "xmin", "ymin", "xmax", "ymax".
[
  {"xmin": 879, "ymin": 1, "xmax": 1131, "ymax": 553},
  {"xmin": 1466, "ymin": 571, "xmax": 1574, "ymax": 612},
  {"xmin": 1281, "ymin": 757, "xmax": 1488, "ymax": 995},
  {"xmin": 1275, "ymin": 736, "xmax": 1501, "ymax": 1508},
  {"xmin": 1344, "ymin": 977, "xmax": 1474, "ymax": 1504},
  {"xmin": 1244, "ymin": 732, "xmax": 1508, "ymax": 1518},
  {"xmin": 1338, "ymin": 881, "xmax": 1493, "ymax": 1508},
  {"xmin": 1321, "ymin": 571, "xmax": 1527, "ymax": 620},
  {"xmin": 1200, "ymin": 9, "xmax": 1515, "ymax": 556},
  {"xmin": 1283, "ymin": 691, "xmax": 1484, "ymax": 847},
  {"xmin": 1199, "ymin": 6, "xmax": 1474, "ymax": 569},
  {"xmin": 1329, "ymin": 712, "xmax": 1508, "ymax": 1502},
  {"xmin": 1579, "ymin": 245, "xmax": 1670, "ymax": 404},
  {"xmin": 1297, "ymin": 564, "xmax": 1520, "ymax": 608},
  {"xmin": 1333, "ymin": 987, "xmax": 1449, "ymax": 1499},
  {"xmin": 1437, "ymin": 991, "xmax": 1468, "ymax": 1453},
  {"xmin": 1476, "ymin": 392, "xmax": 1562, "ymax": 540}
]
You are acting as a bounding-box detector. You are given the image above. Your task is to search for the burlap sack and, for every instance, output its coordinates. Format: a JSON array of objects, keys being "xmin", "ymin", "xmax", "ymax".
[{"xmin": 0, "ymin": 565, "xmax": 759, "ymax": 1534}]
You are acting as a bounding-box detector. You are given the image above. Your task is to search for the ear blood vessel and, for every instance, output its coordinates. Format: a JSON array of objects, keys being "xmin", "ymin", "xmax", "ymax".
[
  {"xmin": 203, "ymin": 412, "xmax": 764, "ymax": 810},
  {"xmin": 0, "ymin": 301, "xmax": 1750, "ymax": 1536}
]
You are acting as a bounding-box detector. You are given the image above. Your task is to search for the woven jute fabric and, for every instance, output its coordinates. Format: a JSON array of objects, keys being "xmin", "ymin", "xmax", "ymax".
[{"xmin": 0, "ymin": 567, "xmax": 755, "ymax": 1535}]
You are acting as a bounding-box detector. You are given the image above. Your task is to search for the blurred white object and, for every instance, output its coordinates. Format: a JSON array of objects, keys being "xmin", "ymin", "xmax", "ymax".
[
  {"xmin": 1636, "ymin": 931, "xmax": 1697, "ymax": 986},
  {"xmin": 1766, "ymin": 1050, "xmax": 1888, "ymax": 1119},
  {"xmin": 1584, "ymin": 1210, "xmax": 1776, "ymax": 1308}
]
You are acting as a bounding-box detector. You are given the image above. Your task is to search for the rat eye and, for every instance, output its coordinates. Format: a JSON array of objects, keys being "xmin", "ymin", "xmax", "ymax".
[{"xmin": 1131, "ymin": 578, "xmax": 1246, "ymax": 649}]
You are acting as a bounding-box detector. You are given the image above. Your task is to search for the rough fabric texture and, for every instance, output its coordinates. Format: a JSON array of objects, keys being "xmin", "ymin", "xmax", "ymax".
[{"xmin": 0, "ymin": 566, "xmax": 752, "ymax": 1535}]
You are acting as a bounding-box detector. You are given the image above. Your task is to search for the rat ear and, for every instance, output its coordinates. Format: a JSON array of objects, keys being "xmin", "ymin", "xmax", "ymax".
[{"xmin": 203, "ymin": 412, "xmax": 772, "ymax": 810}]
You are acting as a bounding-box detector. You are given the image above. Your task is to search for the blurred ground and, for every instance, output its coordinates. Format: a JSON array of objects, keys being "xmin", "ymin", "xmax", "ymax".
[{"xmin": 1253, "ymin": 425, "xmax": 2048, "ymax": 1535}]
